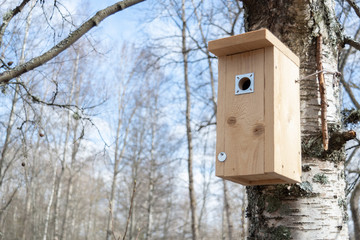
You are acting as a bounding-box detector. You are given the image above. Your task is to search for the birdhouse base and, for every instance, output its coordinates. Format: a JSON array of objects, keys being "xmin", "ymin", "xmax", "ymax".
[{"xmin": 222, "ymin": 172, "xmax": 299, "ymax": 186}]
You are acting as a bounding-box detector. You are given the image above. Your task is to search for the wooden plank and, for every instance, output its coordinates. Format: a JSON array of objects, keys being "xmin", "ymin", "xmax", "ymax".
[
  {"xmin": 264, "ymin": 47, "xmax": 276, "ymax": 174},
  {"xmin": 223, "ymin": 176, "xmax": 252, "ymax": 185},
  {"xmin": 264, "ymin": 30, "xmax": 300, "ymax": 67},
  {"xmin": 208, "ymin": 28, "xmax": 300, "ymax": 67},
  {"xmin": 247, "ymin": 179, "xmax": 288, "ymax": 186},
  {"xmin": 215, "ymin": 56, "xmax": 226, "ymax": 177},
  {"xmin": 224, "ymin": 175, "xmax": 292, "ymax": 186},
  {"xmin": 272, "ymin": 47, "xmax": 301, "ymax": 182},
  {"xmin": 222, "ymin": 49, "xmax": 265, "ymax": 177},
  {"xmin": 209, "ymin": 30, "xmax": 271, "ymax": 56}
]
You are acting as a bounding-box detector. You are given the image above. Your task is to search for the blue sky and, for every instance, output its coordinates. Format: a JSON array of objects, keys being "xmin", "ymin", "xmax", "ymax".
[{"xmin": 87, "ymin": 1, "xmax": 152, "ymax": 42}]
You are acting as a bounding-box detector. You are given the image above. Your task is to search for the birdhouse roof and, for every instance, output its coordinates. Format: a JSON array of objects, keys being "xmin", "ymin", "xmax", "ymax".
[{"xmin": 208, "ymin": 28, "xmax": 300, "ymax": 66}]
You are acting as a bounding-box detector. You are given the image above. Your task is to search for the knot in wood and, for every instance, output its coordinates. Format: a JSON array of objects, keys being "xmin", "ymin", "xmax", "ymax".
[
  {"xmin": 227, "ymin": 116, "xmax": 237, "ymax": 126},
  {"xmin": 253, "ymin": 123, "xmax": 265, "ymax": 136}
]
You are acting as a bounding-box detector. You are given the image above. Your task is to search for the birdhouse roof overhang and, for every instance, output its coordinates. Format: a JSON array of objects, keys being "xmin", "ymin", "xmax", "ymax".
[{"xmin": 208, "ymin": 28, "xmax": 300, "ymax": 67}]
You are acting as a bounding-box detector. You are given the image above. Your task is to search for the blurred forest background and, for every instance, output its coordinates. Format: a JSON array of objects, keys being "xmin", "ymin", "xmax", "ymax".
[{"xmin": 0, "ymin": 0, "xmax": 359, "ymax": 239}]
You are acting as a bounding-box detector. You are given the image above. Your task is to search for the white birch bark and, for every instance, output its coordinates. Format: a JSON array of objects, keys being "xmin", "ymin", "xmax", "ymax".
[
  {"xmin": 42, "ymin": 160, "xmax": 57, "ymax": 240},
  {"xmin": 350, "ymin": 182, "xmax": 360, "ymax": 240},
  {"xmin": 242, "ymin": 0, "xmax": 349, "ymax": 239},
  {"xmin": 53, "ymin": 54, "xmax": 78, "ymax": 239},
  {"xmin": 145, "ymin": 103, "xmax": 157, "ymax": 240},
  {"xmin": 60, "ymin": 53, "xmax": 82, "ymax": 240},
  {"xmin": 105, "ymin": 55, "xmax": 140, "ymax": 239},
  {"xmin": 181, "ymin": 1, "xmax": 199, "ymax": 239}
]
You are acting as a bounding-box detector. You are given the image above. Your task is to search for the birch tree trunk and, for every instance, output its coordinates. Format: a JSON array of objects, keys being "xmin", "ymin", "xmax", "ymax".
[
  {"xmin": 42, "ymin": 159, "xmax": 57, "ymax": 240},
  {"xmin": 222, "ymin": 180, "xmax": 233, "ymax": 240},
  {"xmin": 104, "ymin": 44, "xmax": 145, "ymax": 240},
  {"xmin": 105, "ymin": 107, "xmax": 123, "ymax": 240},
  {"xmin": 181, "ymin": 0, "xmax": 199, "ymax": 239},
  {"xmin": 350, "ymin": 182, "xmax": 360, "ymax": 240},
  {"xmin": 53, "ymin": 58, "xmax": 78, "ymax": 239},
  {"xmin": 19, "ymin": 3, "xmax": 37, "ymax": 240},
  {"xmin": 145, "ymin": 95, "xmax": 158, "ymax": 240},
  {"xmin": 60, "ymin": 54, "xmax": 82, "ymax": 240},
  {"xmin": 242, "ymin": 0, "xmax": 349, "ymax": 239}
]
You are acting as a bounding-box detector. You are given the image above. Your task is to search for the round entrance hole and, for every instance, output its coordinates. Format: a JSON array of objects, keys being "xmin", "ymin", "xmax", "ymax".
[{"xmin": 238, "ymin": 77, "xmax": 251, "ymax": 91}]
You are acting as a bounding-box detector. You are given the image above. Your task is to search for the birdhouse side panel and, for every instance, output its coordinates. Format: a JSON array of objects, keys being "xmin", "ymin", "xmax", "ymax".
[
  {"xmin": 273, "ymin": 47, "xmax": 301, "ymax": 182},
  {"xmin": 216, "ymin": 56, "xmax": 227, "ymax": 177},
  {"xmin": 264, "ymin": 46, "xmax": 276, "ymax": 174}
]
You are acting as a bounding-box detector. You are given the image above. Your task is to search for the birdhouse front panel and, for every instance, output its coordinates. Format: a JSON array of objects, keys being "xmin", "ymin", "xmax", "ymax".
[
  {"xmin": 209, "ymin": 29, "xmax": 301, "ymax": 186},
  {"xmin": 216, "ymin": 49, "xmax": 265, "ymax": 179}
]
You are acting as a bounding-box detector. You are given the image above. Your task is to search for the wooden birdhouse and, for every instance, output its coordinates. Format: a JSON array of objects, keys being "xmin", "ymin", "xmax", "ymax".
[{"xmin": 208, "ymin": 29, "xmax": 301, "ymax": 186}]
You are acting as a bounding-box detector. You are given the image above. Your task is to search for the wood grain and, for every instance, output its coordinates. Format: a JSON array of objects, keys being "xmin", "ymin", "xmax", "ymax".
[
  {"xmin": 208, "ymin": 28, "xmax": 300, "ymax": 67},
  {"xmin": 215, "ymin": 56, "xmax": 227, "ymax": 177},
  {"xmin": 211, "ymin": 29, "xmax": 301, "ymax": 185},
  {"xmin": 272, "ymin": 46, "xmax": 301, "ymax": 182},
  {"xmin": 221, "ymin": 49, "xmax": 265, "ymax": 177}
]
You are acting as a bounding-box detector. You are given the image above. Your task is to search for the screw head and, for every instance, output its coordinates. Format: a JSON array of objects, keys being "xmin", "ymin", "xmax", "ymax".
[{"xmin": 217, "ymin": 152, "xmax": 227, "ymax": 162}]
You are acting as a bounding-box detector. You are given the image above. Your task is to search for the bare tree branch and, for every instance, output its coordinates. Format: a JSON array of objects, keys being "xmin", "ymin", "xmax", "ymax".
[
  {"xmin": 317, "ymin": 35, "xmax": 329, "ymax": 150},
  {"xmin": 0, "ymin": 187, "xmax": 18, "ymax": 217},
  {"xmin": 340, "ymin": 75, "xmax": 360, "ymax": 109},
  {"xmin": 10, "ymin": 81, "xmax": 90, "ymax": 111},
  {"xmin": 0, "ymin": 0, "xmax": 145, "ymax": 84},
  {"xmin": 346, "ymin": 0, "xmax": 360, "ymax": 18},
  {"xmin": 344, "ymin": 36, "xmax": 360, "ymax": 51},
  {"xmin": 0, "ymin": 0, "xmax": 31, "ymax": 47},
  {"xmin": 339, "ymin": 27, "xmax": 360, "ymax": 109}
]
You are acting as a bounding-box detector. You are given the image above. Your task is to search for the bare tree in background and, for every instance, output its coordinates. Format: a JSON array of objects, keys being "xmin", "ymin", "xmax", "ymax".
[
  {"xmin": 180, "ymin": 0, "xmax": 200, "ymax": 238},
  {"xmin": 105, "ymin": 45, "xmax": 144, "ymax": 240}
]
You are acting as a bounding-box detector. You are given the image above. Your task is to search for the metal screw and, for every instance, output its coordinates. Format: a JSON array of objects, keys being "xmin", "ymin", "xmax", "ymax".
[{"xmin": 218, "ymin": 152, "xmax": 227, "ymax": 162}]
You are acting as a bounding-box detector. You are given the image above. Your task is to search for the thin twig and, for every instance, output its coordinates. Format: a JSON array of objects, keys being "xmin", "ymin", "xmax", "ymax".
[
  {"xmin": 346, "ymin": 0, "xmax": 360, "ymax": 19},
  {"xmin": 123, "ymin": 180, "xmax": 136, "ymax": 240},
  {"xmin": 316, "ymin": 35, "xmax": 329, "ymax": 150},
  {"xmin": 296, "ymin": 69, "xmax": 340, "ymax": 82},
  {"xmin": 347, "ymin": 174, "xmax": 360, "ymax": 196},
  {"xmin": 344, "ymin": 36, "xmax": 360, "ymax": 51},
  {"xmin": 0, "ymin": 0, "xmax": 145, "ymax": 84},
  {"xmin": 11, "ymin": 81, "xmax": 84, "ymax": 111},
  {"xmin": 0, "ymin": 0, "xmax": 31, "ymax": 47},
  {"xmin": 340, "ymin": 75, "xmax": 360, "ymax": 109},
  {"xmin": 0, "ymin": 187, "xmax": 18, "ymax": 214},
  {"xmin": 10, "ymin": 81, "xmax": 110, "ymax": 147},
  {"xmin": 197, "ymin": 121, "xmax": 216, "ymax": 131}
]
